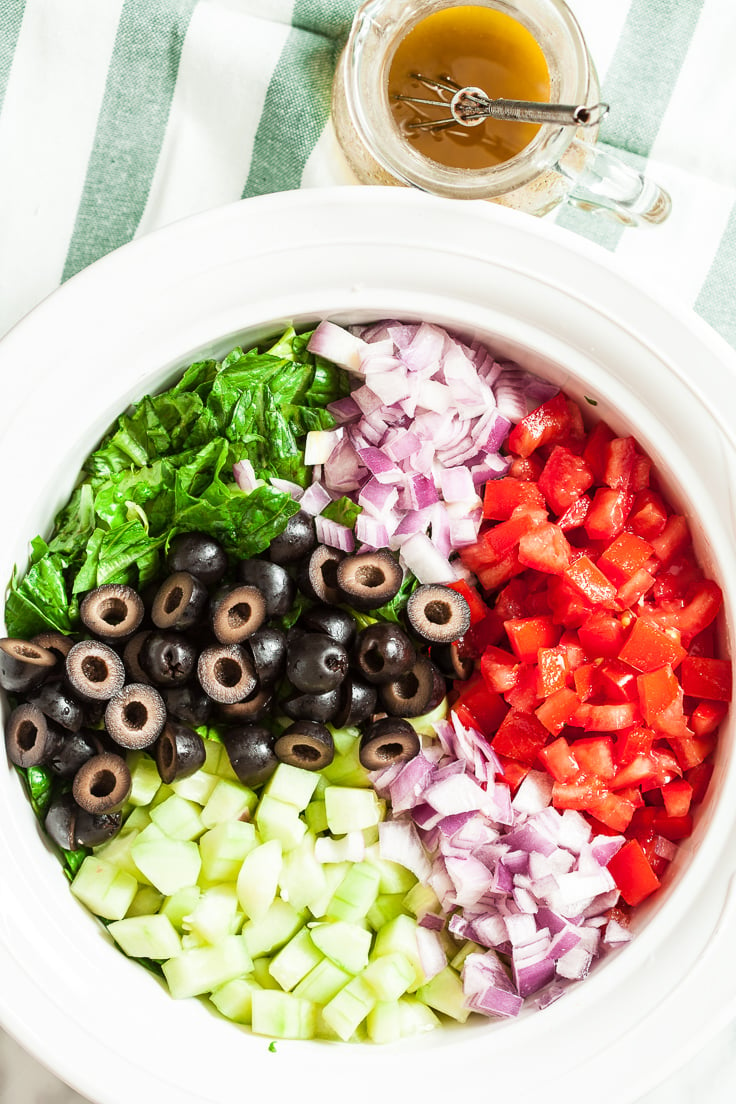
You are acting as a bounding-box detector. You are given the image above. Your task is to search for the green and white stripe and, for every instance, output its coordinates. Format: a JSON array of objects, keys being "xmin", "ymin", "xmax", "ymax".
[{"xmin": 0, "ymin": 0, "xmax": 733, "ymax": 354}]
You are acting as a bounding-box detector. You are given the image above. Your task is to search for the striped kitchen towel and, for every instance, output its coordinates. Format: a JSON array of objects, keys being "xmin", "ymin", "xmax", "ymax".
[{"xmin": 0, "ymin": 0, "xmax": 734, "ymax": 350}]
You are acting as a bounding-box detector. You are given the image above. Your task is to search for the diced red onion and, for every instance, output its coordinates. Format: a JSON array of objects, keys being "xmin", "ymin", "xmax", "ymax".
[
  {"xmin": 304, "ymin": 429, "xmax": 343, "ymax": 466},
  {"xmin": 326, "ymin": 394, "xmax": 361, "ymax": 424},
  {"xmin": 307, "ymin": 320, "xmax": 368, "ymax": 372},
  {"xmin": 269, "ymin": 477, "xmax": 304, "ymax": 499},
  {"xmin": 355, "ymin": 514, "xmax": 390, "ymax": 550},
  {"xmin": 313, "ymin": 515, "xmax": 355, "ymax": 553},
  {"xmin": 298, "ymin": 481, "xmax": 332, "ymax": 516},
  {"xmin": 399, "ymin": 532, "xmax": 459, "ymax": 584},
  {"xmin": 233, "ymin": 458, "xmax": 259, "ymax": 492}
]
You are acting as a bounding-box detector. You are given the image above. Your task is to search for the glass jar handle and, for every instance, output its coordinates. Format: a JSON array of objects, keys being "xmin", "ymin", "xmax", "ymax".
[{"xmin": 556, "ymin": 137, "xmax": 672, "ymax": 226}]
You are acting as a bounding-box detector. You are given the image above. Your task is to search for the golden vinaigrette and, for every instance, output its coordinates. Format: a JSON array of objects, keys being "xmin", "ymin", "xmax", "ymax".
[{"xmin": 388, "ymin": 6, "xmax": 551, "ymax": 170}]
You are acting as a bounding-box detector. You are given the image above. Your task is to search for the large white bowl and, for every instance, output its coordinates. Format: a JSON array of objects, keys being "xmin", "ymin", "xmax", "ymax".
[{"xmin": 2, "ymin": 188, "xmax": 736, "ymax": 1104}]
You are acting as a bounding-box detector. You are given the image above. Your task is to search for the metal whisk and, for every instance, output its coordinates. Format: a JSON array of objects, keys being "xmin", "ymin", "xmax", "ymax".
[{"xmin": 394, "ymin": 73, "xmax": 609, "ymax": 132}]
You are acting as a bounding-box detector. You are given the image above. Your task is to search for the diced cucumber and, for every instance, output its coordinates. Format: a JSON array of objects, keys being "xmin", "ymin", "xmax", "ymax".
[
  {"xmin": 293, "ymin": 957, "xmax": 352, "ymax": 1004},
  {"xmin": 150, "ymin": 783, "xmax": 175, "ymax": 809},
  {"xmin": 251, "ymin": 956, "xmax": 284, "ymax": 991},
  {"xmin": 126, "ymin": 752, "xmax": 162, "ymax": 808},
  {"xmin": 314, "ymin": 831, "xmax": 365, "ymax": 864},
  {"xmin": 364, "ymin": 847, "xmax": 418, "ymax": 894},
  {"xmin": 321, "ymin": 745, "xmax": 372, "ymax": 789},
  {"xmin": 278, "ymin": 834, "xmax": 327, "ymax": 913},
  {"xmin": 201, "ymin": 778, "xmax": 257, "ymax": 829},
  {"xmin": 326, "ymin": 862, "xmax": 381, "ymax": 923},
  {"xmin": 407, "ymin": 696, "xmax": 449, "ymax": 736},
  {"xmin": 363, "ymin": 952, "xmax": 416, "ymax": 1002},
  {"xmin": 403, "ymin": 881, "xmax": 442, "ymax": 920},
  {"xmin": 372, "ymin": 914, "xmax": 424, "ymax": 990},
  {"xmin": 210, "ymin": 976, "xmax": 262, "ymax": 1024},
  {"xmin": 161, "ymin": 886, "xmax": 201, "ymax": 931},
  {"xmin": 449, "ymin": 939, "xmax": 484, "ymax": 972},
  {"xmin": 366, "ymin": 1000, "xmax": 402, "ymax": 1044},
  {"xmin": 324, "ymin": 787, "xmax": 381, "ymax": 834},
  {"xmin": 183, "ymin": 884, "xmax": 242, "ymax": 945},
  {"xmin": 170, "ymin": 770, "xmax": 219, "ymax": 806},
  {"xmin": 330, "ymin": 724, "xmax": 360, "ymax": 757},
  {"xmin": 121, "ymin": 807, "xmax": 151, "ymax": 831},
  {"xmin": 264, "ymin": 762, "xmax": 320, "ymax": 811},
  {"xmin": 70, "ymin": 857, "xmax": 139, "ymax": 921},
  {"xmin": 251, "ymin": 989, "xmax": 317, "ymax": 1040},
  {"xmin": 132, "ymin": 820, "xmax": 166, "ymax": 846},
  {"xmin": 416, "ymin": 965, "xmax": 471, "ymax": 1022},
  {"xmin": 126, "ymin": 885, "xmax": 164, "ymax": 918},
  {"xmin": 268, "ymin": 927, "xmax": 322, "ymax": 991},
  {"xmin": 304, "ymin": 799, "xmax": 328, "ymax": 834},
  {"xmin": 397, "ymin": 996, "xmax": 441, "ymax": 1036},
  {"xmin": 199, "ymin": 820, "xmax": 258, "ymax": 885},
  {"xmin": 203, "ymin": 737, "xmax": 224, "ymax": 773},
  {"xmin": 162, "ymin": 935, "xmax": 252, "ymax": 1000},
  {"xmin": 108, "ymin": 913, "xmax": 181, "ymax": 960},
  {"xmin": 255, "ymin": 794, "xmax": 307, "ymax": 851},
  {"xmin": 131, "ymin": 837, "xmax": 201, "ymax": 896},
  {"xmin": 236, "ymin": 839, "xmax": 282, "ymax": 921},
  {"xmin": 241, "ymin": 899, "xmax": 305, "ymax": 959},
  {"xmin": 321, "ymin": 974, "xmax": 376, "ymax": 1041},
  {"xmin": 310, "ymin": 920, "xmax": 372, "ymax": 975},
  {"xmin": 366, "ymin": 893, "xmax": 406, "ymax": 930},
  {"xmin": 94, "ymin": 828, "xmax": 145, "ymax": 883},
  {"xmin": 306, "ymin": 860, "xmax": 350, "ymax": 921},
  {"xmin": 149, "ymin": 794, "xmax": 204, "ymax": 841}
]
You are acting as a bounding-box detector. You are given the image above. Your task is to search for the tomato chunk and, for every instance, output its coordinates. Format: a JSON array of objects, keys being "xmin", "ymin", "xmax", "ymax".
[
  {"xmin": 538, "ymin": 446, "xmax": 594, "ymax": 514},
  {"xmin": 680, "ymin": 656, "xmax": 732, "ymax": 702},
  {"xmin": 507, "ymin": 393, "xmax": 571, "ymax": 459},
  {"xmin": 617, "ymin": 618, "xmax": 686, "ymax": 673},
  {"xmin": 607, "ymin": 840, "xmax": 661, "ymax": 905}
]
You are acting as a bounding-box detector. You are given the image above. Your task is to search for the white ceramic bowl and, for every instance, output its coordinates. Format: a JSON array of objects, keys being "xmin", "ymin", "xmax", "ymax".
[{"xmin": 2, "ymin": 188, "xmax": 736, "ymax": 1104}]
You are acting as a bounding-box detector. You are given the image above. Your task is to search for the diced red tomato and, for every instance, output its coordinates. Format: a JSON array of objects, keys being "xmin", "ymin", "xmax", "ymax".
[
  {"xmin": 617, "ymin": 618, "xmax": 686, "ymax": 673},
  {"xmin": 538, "ymin": 736, "xmax": 579, "ymax": 783},
  {"xmin": 536, "ymin": 646, "xmax": 569, "ymax": 697},
  {"xmin": 573, "ymin": 700, "xmax": 642, "ymax": 731},
  {"xmin": 564, "ymin": 556, "xmax": 618, "ymax": 608},
  {"xmin": 650, "ymin": 514, "xmax": 690, "ymax": 564},
  {"xmin": 537, "ymin": 446, "xmax": 594, "ymax": 514},
  {"xmin": 627, "ymin": 489, "xmax": 668, "ymax": 540},
  {"xmin": 556, "ymin": 495, "xmax": 591, "ymax": 532},
  {"xmin": 690, "ymin": 700, "xmax": 728, "ymax": 737},
  {"xmin": 535, "ymin": 687, "xmax": 582, "ymax": 735},
  {"xmin": 584, "ymin": 487, "xmax": 633, "ymax": 541},
  {"xmin": 597, "ymin": 531, "xmax": 655, "ymax": 585},
  {"xmin": 661, "ymin": 778, "xmax": 693, "ymax": 818},
  {"xmin": 482, "ymin": 477, "xmax": 546, "ymax": 520},
  {"xmin": 495, "ymin": 754, "xmax": 531, "ymax": 794},
  {"xmin": 452, "ymin": 674, "xmax": 508, "ymax": 735},
  {"xmin": 492, "ymin": 708, "xmax": 550, "ymax": 764},
  {"xmin": 517, "ymin": 522, "xmax": 571, "ymax": 575},
  {"xmin": 582, "ymin": 420, "xmax": 614, "ymax": 483},
  {"xmin": 504, "ymin": 616, "xmax": 560, "ymax": 663},
  {"xmin": 480, "ymin": 646, "xmax": 519, "ymax": 694},
  {"xmin": 446, "ymin": 579, "xmax": 488, "ymax": 626},
  {"xmin": 603, "ymin": 436, "xmax": 637, "ymax": 490},
  {"xmin": 607, "ymin": 839, "xmax": 661, "ymax": 905},
  {"xmin": 578, "ymin": 609, "xmax": 627, "ymax": 659},
  {"xmin": 680, "ymin": 656, "xmax": 732, "ymax": 702},
  {"xmin": 507, "ymin": 392, "xmax": 571, "ymax": 459},
  {"xmin": 686, "ymin": 760, "xmax": 714, "ymax": 803},
  {"xmin": 572, "ymin": 736, "xmax": 615, "ymax": 781}
]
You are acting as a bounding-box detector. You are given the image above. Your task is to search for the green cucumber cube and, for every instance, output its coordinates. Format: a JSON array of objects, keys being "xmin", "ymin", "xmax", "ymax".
[
  {"xmin": 201, "ymin": 778, "xmax": 257, "ymax": 828},
  {"xmin": 321, "ymin": 975, "xmax": 376, "ymax": 1041},
  {"xmin": 241, "ymin": 899, "xmax": 305, "ymax": 959},
  {"xmin": 449, "ymin": 939, "xmax": 484, "ymax": 972},
  {"xmin": 161, "ymin": 886, "xmax": 201, "ymax": 931},
  {"xmin": 70, "ymin": 856, "xmax": 139, "ymax": 921},
  {"xmin": 326, "ymin": 862, "xmax": 381, "ymax": 923},
  {"xmin": 121, "ymin": 807, "xmax": 151, "ymax": 831},
  {"xmin": 132, "ymin": 821, "xmax": 166, "ymax": 846},
  {"xmin": 125, "ymin": 885, "xmax": 164, "ymax": 918},
  {"xmin": 362, "ymin": 952, "xmax": 415, "ymax": 1001},
  {"xmin": 170, "ymin": 770, "xmax": 219, "ymax": 806},
  {"xmin": 131, "ymin": 837, "xmax": 201, "ymax": 896},
  {"xmin": 366, "ymin": 1000, "xmax": 402, "ymax": 1044},
  {"xmin": 366, "ymin": 893, "xmax": 407, "ymax": 930},
  {"xmin": 107, "ymin": 913, "xmax": 181, "ymax": 960},
  {"xmin": 329, "ymin": 725, "xmax": 360, "ymax": 756},
  {"xmin": 149, "ymin": 795, "xmax": 204, "ymax": 841},
  {"xmin": 150, "ymin": 783, "xmax": 175, "ymax": 809},
  {"xmin": 251, "ymin": 956, "xmax": 284, "ymax": 991},
  {"xmin": 126, "ymin": 752, "xmax": 162, "ymax": 807},
  {"xmin": 321, "ymin": 747, "xmax": 372, "ymax": 789},
  {"xmin": 398, "ymin": 996, "xmax": 441, "ymax": 1036},
  {"xmin": 310, "ymin": 920, "xmax": 372, "ymax": 974},
  {"xmin": 199, "ymin": 820, "xmax": 258, "ymax": 885},
  {"xmin": 251, "ymin": 990, "xmax": 317, "ymax": 1040},
  {"xmin": 278, "ymin": 834, "xmax": 327, "ymax": 913},
  {"xmin": 268, "ymin": 927, "xmax": 322, "ymax": 991},
  {"xmin": 416, "ymin": 965, "xmax": 471, "ymax": 1022},
  {"xmin": 306, "ymin": 860, "xmax": 350, "ymax": 921},
  {"xmin": 255, "ymin": 794, "xmax": 307, "ymax": 851},
  {"xmin": 403, "ymin": 881, "xmax": 442, "ymax": 920},
  {"xmin": 293, "ymin": 957, "xmax": 351, "ymax": 1004},
  {"xmin": 304, "ymin": 799, "xmax": 328, "ymax": 834},
  {"xmin": 236, "ymin": 838, "xmax": 282, "ymax": 921},
  {"xmin": 407, "ymin": 696, "xmax": 449, "ymax": 736},
  {"xmin": 210, "ymin": 976, "xmax": 262, "ymax": 1024},
  {"xmin": 94, "ymin": 828, "xmax": 143, "ymax": 883},
  {"xmin": 264, "ymin": 762, "xmax": 320, "ymax": 811},
  {"xmin": 162, "ymin": 935, "xmax": 253, "ymax": 999},
  {"xmin": 203, "ymin": 738, "xmax": 223, "ymax": 773},
  {"xmin": 324, "ymin": 787, "xmax": 381, "ymax": 835},
  {"xmin": 183, "ymin": 884, "xmax": 242, "ymax": 945},
  {"xmin": 372, "ymin": 914, "xmax": 424, "ymax": 990},
  {"xmin": 364, "ymin": 847, "xmax": 418, "ymax": 894}
]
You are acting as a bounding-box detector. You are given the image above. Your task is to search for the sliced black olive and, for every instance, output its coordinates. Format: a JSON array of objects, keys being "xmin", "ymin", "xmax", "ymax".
[
  {"xmin": 155, "ymin": 721, "xmax": 206, "ymax": 784},
  {"xmin": 162, "ymin": 683, "xmax": 214, "ymax": 727},
  {"xmin": 379, "ymin": 655, "xmax": 435, "ymax": 717},
  {"xmin": 359, "ymin": 716, "xmax": 420, "ymax": 770},
  {"xmin": 221, "ymin": 724, "xmax": 278, "ymax": 787},
  {"xmin": 104, "ymin": 683, "xmax": 167, "ymax": 750},
  {"xmin": 167, "ymin": 531, "xmax": 228, "ymax": 586},
  {"xmin": 197, "ymin": 643, "xmax": 257, "ymax": 704},
  {"xmin": 47, "ymin": 727, "xmax": 105, "ymax": 779},
  {"xmin": 337, "ymin": 549, "xmax": 404, "ymax": 610},
  {"xmin": 44, "ymin": 793, "xmax": 78, "ymax": 851},
  {"xmin": 286, "ymin": 632, "xmax": 349, "ymax": 694},
  {"xmin": 72, "ymin": 752, "xmax": 132, "ymax": 814},
  {"xmin": 75, "ymin": 808, "xmax": 122, "ymax": 848},
  {"xmin": 406, "ymin": 583, "xmax": 471, "ymax": 644},
  {"xmin": 298, "ymin": 545, "xmax": 345, "ymax": 605},
  {"xmin": 332, "ymin": 675, "xmax": 378, "ymax": 728},
  {"xmin": 5, "ymin": 703, "xmax": 63, "ymax": 768},
  {"xmin": 140, "ymin": 631, "xmax": 197, "ymax": 687},
  {"xmin": 430, "ymin": 640, "xmax": 474, "ymax": 681},
  {"xmin": 122, "ymin": 630, "xmax": 152, "ymax": 684},
  {"xmin": 299, "ymin": 605, "xmax": 357, "ymax": 649},
  {"xmin": 247, "ymin": 627, "xmax": 287, "ymax": 685},
  {"xmin": 151, "ymin": 571, "xmax": 208, "ymax": 632},
  {"xmin": 79, "ymin": 584, "xmax": 145, "ymax": 642},
  {"xmin": 65, "ymin": 639, "xmax": 126, "ymax": 702},
  {"xmin": 217, "ymin": 683, "xmax": 273, "ymax": 724},
  {"xmin": 30, "ymin": 631, "xmax": 73, "ymax": 674},
  {"xmin": 26, "ymin": 679, "xmax": 85, "ymax": 732},
  {"xmin": 0, "ymin": 637, "xmax": 56, "ymax": 693},
  {"xmin": 274, "ymin": 721, "xmax": 334, "ymax": 771},
  {"xmin": 210, "ymin": 585, "xmax": 267, "ymax": 645},
  {"xmin": 426, "ymin": 663, "xmax": 449, "ymax": 712},
  {"xmin": 282, "ymin": 686, "xmax": 341, "ymax": 723},
  {"xmin": 268, "ymin": 510, "xmax": 316, "ymax": 565},
  {"xmin": 238, "ymin": 559, "xmax": 296, "ymax": 619},
  {"xmin": 353, "ymin": 622, "xmax": 416, "ymax": 685}
]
